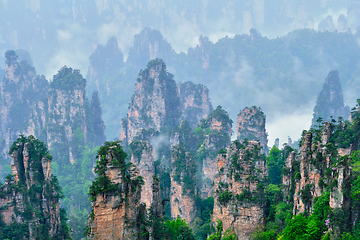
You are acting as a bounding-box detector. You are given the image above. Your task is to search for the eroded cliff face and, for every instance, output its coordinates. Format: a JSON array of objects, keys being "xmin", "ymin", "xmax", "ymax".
[
  {"xmin": 170, "ymin": 144, "xmax": 197, "ymax": 226},
  {"xmin": 212, "ymin": 140, "xmax": 267, "ymax": 240},
  {"xmin": 178, "ymin": 81, "xmax": 212, "ymax": 129},
  {"xmin": 282, "ymin": 122, "xmax": 352, "ymax": 214},
  {"xmin": 47, "ymin": 66, "xmax": 88, "ymax": 164},
  {"xmin": 200, "ymin": 106, "xmax": 233, "ymax": 198},
  {"xmin": 121, "ymin": 59, "xmax": 180, "ymax": 144},
  {"xmin": 237, "ymin": 106, "xmax": 268, "ymax": 154},
  {"xmin": 88, "ymin": 143, "xmax": 146, "ymax": 240},
  {"xmin": 0, "ymin": 50, "xmax": 48, "ymax": 155},
  {"xmin": 88, "ymin": 141, "xmax": 164, "ymax": 239},
  {"xmin": 130, "ymin": 140, "xmax": 155, "ymax": 208},
  {"xmin": 0, "ymin": 136, "xmax": 68, "ymax": 239}
]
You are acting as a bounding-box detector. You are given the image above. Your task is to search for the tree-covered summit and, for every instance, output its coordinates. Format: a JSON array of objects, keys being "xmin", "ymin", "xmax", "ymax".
[{"xmin": 50, "ymin": 66, "xmax": 86, "ymax": 91}]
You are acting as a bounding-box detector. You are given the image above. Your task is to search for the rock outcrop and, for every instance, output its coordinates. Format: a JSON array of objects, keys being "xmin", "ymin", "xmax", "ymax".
[
  {"xmin": 88, "ymin": 141, "xmax": 164, "ymax": 240},
  {"xmin": 237, "ymin": 106, "xmax": 268, "ymax": 154},
  {"xmin": 88, "ymin": 141, "xmax": 147, "ymax": 240},
  {"xmin": 282, "ymin": 122, "xmax": 352, "ymax": 214},
  {"xmin": 0, "ymin": 51, "xmax": 105, "ymax": 168},
  {"xmin": 212, "ymin": 140, "xmax": 267, "ymax": 239},
  {"xmin": 121, "ymin": 59, "xmax": 181, "ymax": 144},
  {"xmin": 0, "ymin": 50, "xmax": 48, "ymax": 156},
  {"xmin": 47, "ymin": 66, "xmax": 88, "ymax": 165},
  {"xmin": 170, "ymin": 144, "xmax": 197, "ymax": 226},
  {"xmin": 130, "ymin": 140, "xmax": 155, "ymax": 208},
  {"xmin": 312, "ymin": 70, "xmax": 349, "ymax": 127},
  {"xmin": 178, "ymin": 81, "xmax": 212, "ymax": 129},
  {"xmin": 198, "ymin": 106, "xmax": 233, "ymax": 198},
  {"xmin": 0, "ymin": 136, "xmax": 69, "ymax": 239}
]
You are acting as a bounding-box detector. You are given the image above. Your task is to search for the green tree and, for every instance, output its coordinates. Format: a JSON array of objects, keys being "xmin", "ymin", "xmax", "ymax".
[{"xmin": 266, "ymin": 146, "xmax": 283, "ymax": 185}]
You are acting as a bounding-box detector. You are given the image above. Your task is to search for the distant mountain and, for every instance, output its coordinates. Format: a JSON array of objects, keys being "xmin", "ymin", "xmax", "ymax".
[{"xmin": 312, "ymin": 70, "xmax": 350, "ymax": 126}]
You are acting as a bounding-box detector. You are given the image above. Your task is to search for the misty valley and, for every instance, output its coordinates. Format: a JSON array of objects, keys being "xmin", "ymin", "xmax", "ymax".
[{"xmin": 2, "ymin": 1, "xmax": 360, "ymax": 240}]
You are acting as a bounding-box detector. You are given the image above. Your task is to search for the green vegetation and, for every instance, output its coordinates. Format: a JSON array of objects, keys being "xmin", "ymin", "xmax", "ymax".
[
  {"xmin": 89, "ymin": 141, "xmax": 143, "ymax": 201},
  {"xmin": 50, "ymin": 66, "xmax": 86, "ymax": 91},
  {"xmin": 252, "ymin": 101, "xmax": 360, "ymax": 239},
  {"xmin": 0, "ymin": 135, "xmax": 71, "ymax": 239},
  {"xmin": 152, "ymin": 217, "xmax": 195, "ymax": 240},
  {"xmin": 207, "ymin": 220, "xmax": 237, "ymax": 240}
]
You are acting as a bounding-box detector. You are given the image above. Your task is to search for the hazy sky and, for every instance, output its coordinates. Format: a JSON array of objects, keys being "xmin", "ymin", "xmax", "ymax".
[{"xmin": 0, "ymin": 0, "xmax": 358, "ymax": 146}]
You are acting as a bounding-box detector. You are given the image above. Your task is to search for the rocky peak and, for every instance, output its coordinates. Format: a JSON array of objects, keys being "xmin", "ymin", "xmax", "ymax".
[
  {"xmin": 88, "ymin": 141, "xmax": 147, "ymax": 240},
  {"xmin": 1, "ymin": 50, "xmax": 48, "ymax": 156},
  {"xmin": 88, "ymin": 141, "xmax": 165, "ymax": 239},
  {"xmin": 0, "ymin": 136, "xmax": 70, "ymax": 239},
  {"xmin": 178, "ymin": 81, "xmax": 213, "ymax": 129},
  {"xmin": 126, "ymin": 28, "xmax": 174, "ymax": 70},
  {"xmin": 87, "ymin": 36, "xmax": 124, "ymax": 95},
  {"xmin": 200, "ymin": 105, "xmax": 233, "ymax": 142},
  {"xmin": 47, "ymin": 66, "xmax": 88, "ymax": 164},
  {"xmin": 121, "ymin": 59, "xmax": 181, "ymax": 144},
  {"xmin": 236, "ymin": 106, "xmax": 268, "ymax": 154},
  {"xmin": 312, "ymin": 70, "xmax": 349, "ymax": 126},
  {"xmin": 212, "ymin": 140, "xmax": 267, "ymax": 239},
  {"xmin": 282, "ymin": 122, "xmax": 352, "ymax": 215}
]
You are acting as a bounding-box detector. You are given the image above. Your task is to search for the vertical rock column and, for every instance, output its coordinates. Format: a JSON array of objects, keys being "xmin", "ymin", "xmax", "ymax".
[
  {"xmin": 237, "ymin": 106, "xmax": 268, "ymax": 154},
  {"xmin": 88, "ymin": 142, "xmax": 144, "ymax": 240},
  {"xmin": 0, "ymin": 136, "xmax": 65, "ymax": 239},
  {"xmin": 170, "ymin": 144, "xmax": 197, "ymax": 225},
  {"xmin": 212, "ymin": 140, "xmax": 267, "ymax": 239}
]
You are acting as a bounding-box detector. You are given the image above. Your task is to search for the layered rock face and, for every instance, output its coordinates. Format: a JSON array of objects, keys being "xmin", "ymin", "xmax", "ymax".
[
  {"xmin": 0, "ymin": 51, "xmax": 105, "ymax": 168},
  {"xmin": 47, "ymin": 66, "xmax": 88, "ymax": 164},
  {"xmin": 212, "ymin": 140, "xmax": 267, "ymax": 239},
  {"xmin": 121, "ymin": 59, "xmax": 181, "ymax": 144},
  {"xmin": 199, "ymin": 106, "xmax": 233, "ymax": 198},
  {"xmin": 0, "ymin": 50, "xmax": 48, "ymax": 154},
  {"xmin": 178, "ymin": 81, "xmax": 212, "ymax": 129},
  {"xmin": 88, "ymin": 142, "xmax": 163, "ymax": 240},
  {"xmin": 282, "ymin": 122, "xmax": 352, "ymax": 214},
  {"xmin": 88, "ymin": 143, "xmax": 146, "ymax": 240},
  {"xmin": 0, "ymin": 136, "xmax": 68, "ymax": 239},
  {"xmin": 121, "ymin": 59, "xmax": 214, "ymax": 146},
  {"xmin": 312, "ymin": 70, "xmax": 349, "ymax": 126},
  {"xmin": 130, "ymin": 140, "xmax": 155, "ymax": 208},
  {"xmin": 170, "ymin": 144, "xmax": 197, "ymax": 225},
  {"xmin": 237, "ymin": 106, "xmax": 268, "ymax": 154}
]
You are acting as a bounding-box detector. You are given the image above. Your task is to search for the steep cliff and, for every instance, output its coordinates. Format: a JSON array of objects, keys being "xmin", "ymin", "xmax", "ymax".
[
  {"xmin": 121, "ymin": 59, "xmax": 181, "ymax": 145},
  {"xmin": 212, "ymin": 140, "xmax": 267, "ymax": 239},
  {"xmin": 168, "ymin": 106, "xmax": 232, "ymax": 199},
  {"xmin": 198, "ymin": 106, "xmax": 233, "ymax": 198},
  {"xmin": 312, "ymin": 70, "xmax": 350, "ymax": 126},
  {"xmin": 0, "ymin": 50, "xmax": 48, "ymax": 156},
  {"xmin": 88, "ymin": 141, "xmax": 147, "ymax": 240},
  {"xmin": 130, "ymin": 140, "xmax": 155, "ymax": 208},
  {"xmin": 282, "ymin": 122, "xmax": 352, "ymax": 214},
  {"xmin": 88, "ymin": 141, "xmax": 165, "ymax": 239},
  {"xmin": 178, "ymin": 81, "xmax": 212, "ymax": 129},
  {"xmin": 237, "ymin": 106, "xmax": 268, "ymax": 154},
  {"xmin": 126, "ymin": 28, "xmax": 175, "ymax": 71},
  {"xmin": 0, "ymin": 135, "xmax": 70, "ymax": 239},
  {"xmin": 170, "ymin": 144, "xmax": 197, "ymax": 226},
  {"xmin": 47, "ymin": 66, "xmax": 88, "ymax": 166}
]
